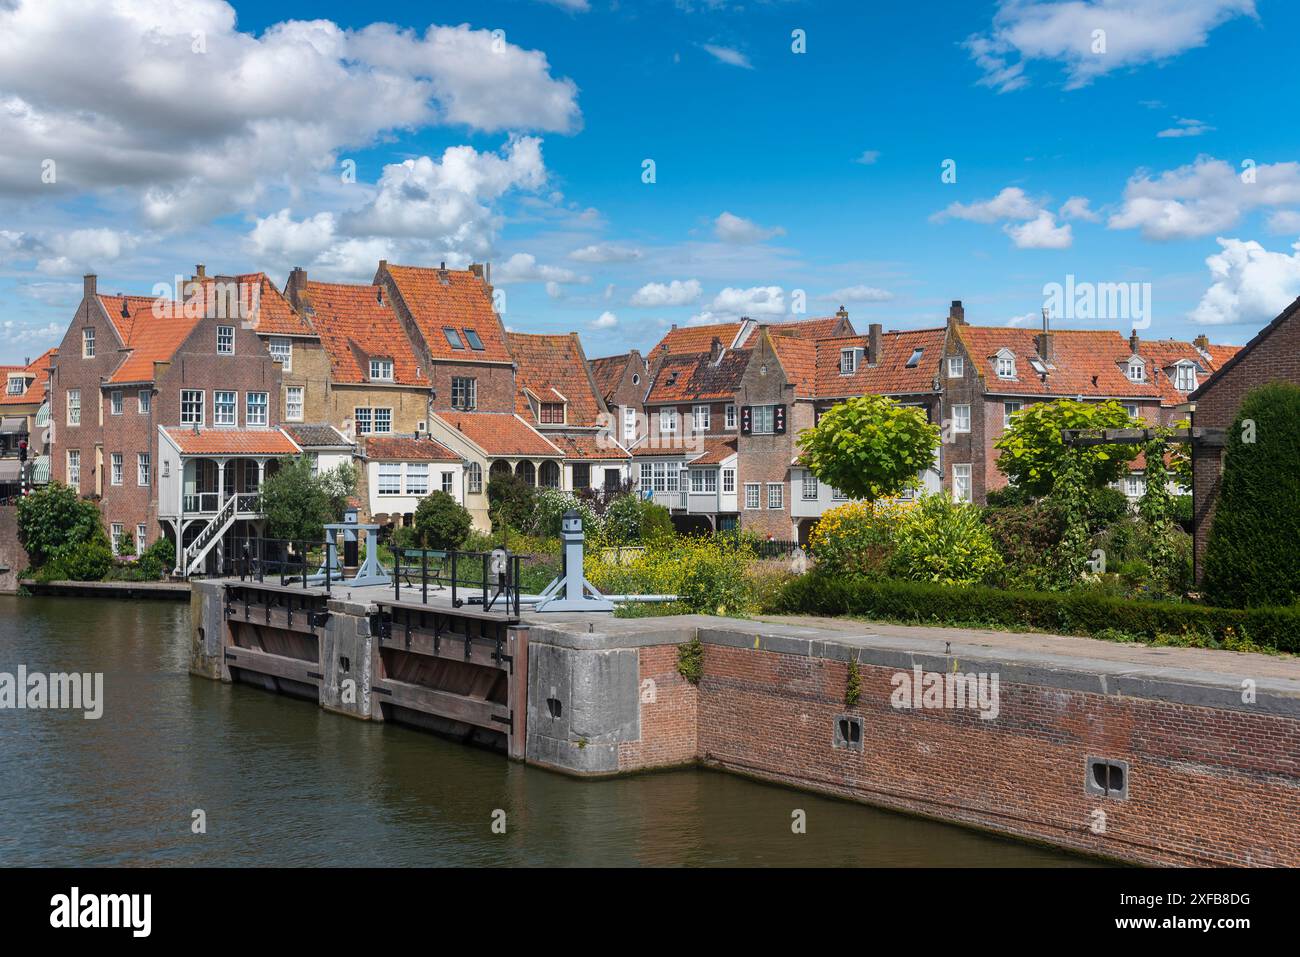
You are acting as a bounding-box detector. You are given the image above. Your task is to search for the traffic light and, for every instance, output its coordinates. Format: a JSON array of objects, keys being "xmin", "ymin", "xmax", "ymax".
[{"xmin": 18, "ymin": 439, "xmax": 27, "ymax": 463}]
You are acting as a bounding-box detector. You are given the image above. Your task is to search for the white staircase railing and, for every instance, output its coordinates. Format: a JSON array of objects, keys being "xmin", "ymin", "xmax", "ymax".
[{"xmin": 182, "ymin": 492, "xmax": 262, "ymax": 576}]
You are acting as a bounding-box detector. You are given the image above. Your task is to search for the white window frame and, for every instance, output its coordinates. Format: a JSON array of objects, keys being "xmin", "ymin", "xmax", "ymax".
[
  {"xmin": 66, "ymin": 389, "xmax": 81, "ymax": 426},
  {"xmin": 744, "ymin": 482, "xmax": 761, "ymax": 510},
  {"xmin": 370, "ymin": 358, "xmax": 394, "ymax": 382},
  {"xmin": 689, "ymin": 469, "xmax": 718, "ymax": 494},
  {"xmin": 137, "ymin": 453, "xmax": 151, "ymax": 486},
  {"xmin": 451, "ymin": 377, "xmax": 477, "ymax": 411},
  {"xmin": 5, "ymin": 375, "xmax": 23, "ymax": 396},
  {"xmin": 110, "ymin": 523, "xmax": 123, "ymax": 553},
  {"xmin": 840, "ymin": 349, "xmax": 857, "ymax": 375},
  {"xmin": 377, "ymin": 463, "xmax": 402, "ymax": 495},
  {"xmin": 751, "ymin": 405, "xmax": 776, "ymax": 435},
  {"xmin": 1127, "ymin": 360, "xmax": 1145, "ymax": 383},
  {"xmin": 180, "ymin": 390, "xmax": 204, "ymax": 426},
  {"xmin": 246, "ymin": 392, "xmax": 268, "ymax": 427},
  {"xmin": 659, "ymin": 409, "xmax": 678, "ymax": 434},
  {"xmin": 269, "ymin": 337, "xmax": 292, "ymax": 371},
  {"xmin": 623, "ymin": 405, "xmax": 637, "ymax": 444},
  {"xmin": 67, "ymin": 450, "xmax": 80, "ymax": 485},
  {"xmin": 468, "ymin": 462, "xmax": 483, "ymax": 494},
  {"xmin": 373, "ymin": 408, "xmax": 392, "ymax": 434},
  {"xmin": 285, "ymin": 386, "xmax": 304, "ymax": 422},
  {"xmin": 722, "ymin": 468, "xmax": 735, "ymax": 494},
  {"xmin": 948, "ymin": 355, "xmax": 964, "ymax": 378},
  {"xmin": 1175, "ymin": 364, "xmax": 1197, "ymax": 391},
  {"xmin": 217, "ymin": 325, "xmax": 235, "ymax": 355},
  {"xmin": 406, "ymin": 463, "xmax": 429, "ymax": 496},
  {"xmin": 802, "ymin": 470, "xmax": 818, "ymax": 500},
  {"xmin": 137, "ymin": 389, "xmax": 151, "ymax": 414},
  {"xmin": 767, "ymin": 482, "xmax": 784, "ymax": 510},
  {"xmin": 110, "ymin": 453, "xmax": 123, "ymax": 486},
  {"xmin": 952, "ymin": 404, "xmax": 971, "ymax": 434},
  {"xmin": 354, "ymin": 408, "xmax": 373, "ymax": 435},
  {"xmin": 136, "ymin": 524, "xmax": 147, "ymax": 555},
  {"xmin": 952, "ymin": 464, "xmax": 972, "ymax": 503},
  {"xmin": 441, "ymin": 471, "xmax": 454, "ymax": 495},
  {"xmin": 213, "ymin": 391, "xmax": 237, "ymax": 427},
  {"xmin": 110, "ymin": 390, "xmax": 123, "ymax": 415},
  {"xmin": 996, "ymin": 355, "xmax": 1015, "ymax": 379},
  {"xmin": 1003, "ymin": 401, "xmax": 1021, "ymax": 429},
  {"xmin": 692, "ymin": 405, "xmax": 710, "ymax": 433},
  {"xmin": 725, "ymin": 404, "xmax": 736, "ymax": 429},
  {"xmin": 82, "ymin": 327, "xmax": 95, "ymax": 358},
  {"xmin": 1125, "ymin": 404, "xmax": 1141, "ymax": 420}
]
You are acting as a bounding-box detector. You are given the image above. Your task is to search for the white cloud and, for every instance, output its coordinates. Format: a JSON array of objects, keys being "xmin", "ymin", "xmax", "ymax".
[
  {"xmin": 494, "ymin": 252, "xmax": 583, "ymax": 284},
  {"xmin": 37, "ymin": 228, "xmax": 139, "ymax": 274},
  {"xmin": 967, "ymin": 0, "xmax": 1257, "ymax": 93},
  {"xmin": 630, "ymin": 279, "xmax": 702, "ymax": 307},
  {"xmin": 1005, "ymin": 210, "xmax": 1073, "ymax": 249},
  {"xmin": 1005, "ymin": 311, "xmax": 1038, "ymax": 327},
  {"xmin": 1267, "ymin": 210, "xmax": 1300, "ymax": 234},
  {"xmin": 693, "ymin": 286, "xmax": 786, "ymax": 323},
  {"xmin": 1157, "ymin": 117, "xmax": 1215, "ymax": 138},
  {"xmin": 1190, "ymin": 237, "xmax": 1300, "ymax": 326},
  {"xmin": 714, "ymin": 211, "xmax": 785, "ymax": 244},
  {"xmin": 1060, "ymin": 196, "xmax": 1101, "ymax": 222},
  {"xmin": 0, "ymin": 1, "xmax": 580, "ymax": 221},
  {"xmin": 536, "ymin": 0, "xmax": 591, "ymax": 11},
  {"xmin": 932, "ymin": 187, "xmax": 1043, "ymax": 223},
  {"xmin": 820, "ymin": 285, "xmax": 894, "ymax": 303},
  {"xmin": 545, "ymin": 281, "xmax": 565, "ymax": 299},
  {"xmin": 590, "ymin": 310, "xmax": 618, "ymax": 329},
  {"xmin": 0, "ymin": 319, "xmax": 63, "ymax": 346},
  {"xmin": 1109, "ymin": 157, "xmax": 1300, "ymax": 241},
  {"xmin": 701, "ymin": 44, "xmax": 753, "ymax": 69},
  {"xmin": 854, "ymin": 150, "xmax": 881, "ymax": 165},
  {"xmin": 568, "ymin": 243, "xmax": 643, "ymax": 263}
]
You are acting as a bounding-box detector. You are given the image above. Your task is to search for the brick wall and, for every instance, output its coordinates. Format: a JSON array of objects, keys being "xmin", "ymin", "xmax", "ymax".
[
  {"xmin": 735, "ymin": 335, "xmax": 801, "ymax": 538},
  {"xmin": 616, "ymin": 644, "xmax": 698, "ymax": 771}
]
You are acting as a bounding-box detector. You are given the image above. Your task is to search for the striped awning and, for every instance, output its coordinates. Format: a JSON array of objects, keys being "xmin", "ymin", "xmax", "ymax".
[
  {"xmin": 34, "ymin": 401, "xmax": 49, "ymax": 427},
  {"xmin": 32, "ymin": 455, "xmax": 49, "ymax": 485}
]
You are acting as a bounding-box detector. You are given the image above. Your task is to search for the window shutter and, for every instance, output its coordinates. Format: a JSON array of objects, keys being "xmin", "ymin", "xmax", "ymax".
[
  {"xmin": 740, "ymin": 405, "xmax": 752, "ymax": 435},
  {"xmin": 774, "ymin": 405, "xmax": 786, "ymax": 434}
]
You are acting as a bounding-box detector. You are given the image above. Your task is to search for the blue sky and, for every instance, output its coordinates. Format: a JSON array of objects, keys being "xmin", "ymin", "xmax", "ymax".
[{"xmin": 1, "ymin": 0, "xmax": 1298, "ymax": 365}]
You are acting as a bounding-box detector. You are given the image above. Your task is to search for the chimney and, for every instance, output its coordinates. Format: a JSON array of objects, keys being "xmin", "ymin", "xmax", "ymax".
[
  {"xmin": 469, "ymin": 263, "xmax": 484, "ymax": 279},
  {"xmin": 195, "ymin": 264, "xmax": 206, "ymax": 280},
  {"xmin": 948, "ymin": 300, "xmax": 965, "ymax": 325},
  {"xmin": 1193, "ymin": 333, "xmax": 1210, "ymax": 352},
  {"xmin": 285, "ymin": 266, "xmax": 309, "ymax": 310},
  {"xmin": 868, "ymin": 323, "xmax": 883, "ymax": 365},
  {"xmin": 710, "ymin": 336, "xmax": 724, "ymax": 363},
  {"xmin": 1036, "ymin": 306, "xmax": 1053, "ymax": 364},
  {"xmin": 1130, "ymin": 329, "xmax": 1140, "ymax": 354},
  {"xmin": 83, "ymin": 274, "xmax": 97, "ymax": 299},
  {"xmin": 835, "ymin": 305, "xmax": 849, "ymax": 321}
]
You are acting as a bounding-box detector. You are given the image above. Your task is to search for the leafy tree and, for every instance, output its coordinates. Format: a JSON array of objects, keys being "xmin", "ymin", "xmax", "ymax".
[
  {"xmin": 889, "ymin": 494, "xmax": 1002, "ymax": 586},
  {"xmin": 487, "ymin": 471, "xmax": 536, "ymax": 533},
  {"xmin": 413, "ymin": 492, "xmax": 472, "ymax": 550},
  {"xmin": 995, "ymin": 398, "xmax": 1138, "ymax": 497},
  {"xmin": 259, "ymin": 455, "xmax": 351, "ymax": 543},
  {"xmin": 1203, "ymin": 383, "xmax": 1300, "ymax": 608},
  {"xmin": 16, "ymin": 482, "xmax": 102, "ymax": 567},
  {"xmin": 798, "ymin": 394, "xmax": 941, "ymax": 502}
]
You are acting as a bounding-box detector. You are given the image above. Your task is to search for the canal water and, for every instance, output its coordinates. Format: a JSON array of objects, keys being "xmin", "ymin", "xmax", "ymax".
[{"xmin": 0, "ymin": 596, "xmax": 1096, "ymax": 867}]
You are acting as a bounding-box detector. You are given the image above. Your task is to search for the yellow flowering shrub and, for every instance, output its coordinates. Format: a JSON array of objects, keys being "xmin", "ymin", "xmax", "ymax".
[
  {"xmin": 808, "ymin": 499, "xmax": 913, "ymax": 576},
  {"xmin": 585, "ymin": 534, "xmax": 757, "ymax": 616}
]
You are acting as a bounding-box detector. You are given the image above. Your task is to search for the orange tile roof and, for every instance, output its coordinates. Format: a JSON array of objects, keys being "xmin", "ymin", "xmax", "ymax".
[
  {"xmin": 363, "ymin": 435, "xmax": 459, "ymax": 462},
  {"xmin": 651, "ymin": 322, "xmax": 745, "ymax": 356},
  {"xmin": 99, "ymin": 295, "xmax": 202, "ymax": 384},
  {"xmin": 1135, "ymin": 338, "xmax": 1240, "ymax": 406},
  {"xmin": 768, "ymin": 335, "xmax": 817, "ymax": 396},
  {"xmin": 435, "ymin": 411, "xmax": 562, "ymax": 457},
  {"xmin": 0, "ymin": 349, "xmax": 54, "ymax": 406},
  {"xmin": 383, "ymin": 264, "xmax": 510, "ymax": 363},
  {"xmin": 98, "ymin": 294, "xmax": 165, "ymax": 343},
  {"xmin": 646, "ymin": 348, "xmax": 750, "ymax": 404},
  {"xmin": 305, "ymin": 280, "xmax": 428, "ymax": 386},
  {"xmin": 810, "ymin": 329, "xmax": 946, "ymax": 398},
  {"xmin": 162, "ymin": 426, "xmax": 300, "ymax": 456},
  {"xmin": 188, "ymin": 273, "xmax": 312, "ymax": 336},
  {"xmin": 507, "ymin": 332, "xmax": 604, "ymax": 426},
  {"xmin": 588, "ymin": 352, "xmax": 635, "ymax": 403},
  {"xmin": 751, "ymin": 315, "xmax": 854, "ymax": 344},
  {"xmin": 545, "ymin": 431, "xmax": 630, "ymax": 460},
  {"xmin": 690, "ymin": 435, "xmax": 737, "ymax": 465}
]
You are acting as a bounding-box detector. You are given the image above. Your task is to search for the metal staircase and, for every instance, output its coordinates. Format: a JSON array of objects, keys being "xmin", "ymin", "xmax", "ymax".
[{"xmin": 182, "ymin": 493, "xmax": 261, "ymax": 576}]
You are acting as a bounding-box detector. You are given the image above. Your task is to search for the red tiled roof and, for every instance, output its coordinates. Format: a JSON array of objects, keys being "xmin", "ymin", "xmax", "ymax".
[
  {"xmin": 751, "ymin": 315, "xmax": 854, "ymax": 344},
  {"xmin": 690, "ymin": 435, "xmax": 737, "ymax": 465},
  {"xmin": 651, "ymin": 322, "xmax": 745, "ymax": 356},
  {"xmin": 0, "ymin": 349, "xmax": 54, "ymax": 406},
  {"xmin": 507, "ymin": 332, "xmax": 605, "ymax": 426},
  {"xmin": 189, "ymin": 273, "xmax": 312, "ymax": 336},
  {"xmin": 1136, "ymin": 338, "xmax": 1240, "ymax": 406},
  {"xmin": 545, "ymin": 432, "xmax": 630, "ymax": 460},
  {"xmin": 98, "ymin": 295, "xmax": 202, "ymax": 385},
  {"xmin": 436, "ymin": 411, "xmax": 562, "ymax": 457},
  {"xmin": 810, "ymin": 329, "xmax": 946, "ymax": 398},
  {"xmin": 769, "ymin": 335, "xmax": 817, "ymax": 396},
  {"xmin": 305, "ymin": 280, "xmax": 427, "ymax": 386},
  {"xmin": 162, "ymin": 427, "xmax": 300, "ymax": 455},
  {"xmin": 588, "ymin": 352, "xmax": 638, "ymax": 403},
  {"xmin": 363, "ymin": 435, "xmax": 459, "ymax": 462},
  {"xmin": 646, "ymin": 348, "xmax": 750, "ymax": 404},
  {"xmin": 383, "ymin": 264, "xmax": 510, "ymax": 363}
]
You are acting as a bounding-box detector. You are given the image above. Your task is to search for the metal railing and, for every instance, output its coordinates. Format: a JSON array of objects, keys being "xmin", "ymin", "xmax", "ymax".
[
  {"xmin": 390, "ymin": 544, "xmax": 522, "ymax": 616},
  {"xmin": 183, "ymin": 490, "xmax": 262, "ymax": 514},
  {"xmin": 237, "ymin": 537, "xmax": 328, "ymax": 591}
]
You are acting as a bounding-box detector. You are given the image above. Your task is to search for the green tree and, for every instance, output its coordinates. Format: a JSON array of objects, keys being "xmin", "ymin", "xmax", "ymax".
[
  {"xmin": 889, "ymin": 494, "xmax": 1002, "ymax": 586},
  {"xmin": 798, "ymin": 394, "xmax": 941, "ymax": 502},
  {"xmin": 1203, "ymin": 383, "xmax": 1300, "ymax": 608},
  {"xmin": 487, "ymin": 471, "xmax": 537, "ymax": 533},
  {"xmin": 413, "ymin": 491, "xmax": 473, "ymax": 550},
  {"xmin": 259, "ymin": 455, "xmax": 352, "ymax": 543},
  {"xmin": 16, "ymin": 482, "xmax": 102, "ymax": 567},
  {"xmin": 995, "ymin": 398, "xmax": 1137, "ymax": 497}
]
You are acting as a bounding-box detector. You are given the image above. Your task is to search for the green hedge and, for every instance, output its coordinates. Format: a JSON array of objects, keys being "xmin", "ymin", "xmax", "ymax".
[{"xmin": 774, "ymin": 571, "xmax": 1300, "ymax": 653}]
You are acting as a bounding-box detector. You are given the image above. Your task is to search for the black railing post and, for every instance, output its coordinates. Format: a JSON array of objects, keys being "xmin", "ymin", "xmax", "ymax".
[
  {"xmin": 324, "ymin": 538, "xmax": 331, "ymax": 595},
  {"xmin": 451, "ymin": 551, "xmax": 458, "ymax": 607},
  {"xmin": 301, "ymin": 540, "xmax": 308, "ymax": 590},
  {"xmin": 482, "ymin": 554, "xmax": 488, "ymax": 608},
  {"xmin": 513, "ymin": 555, "xmax": 521, "ymax": 618},
  {"xmin": 392, "ymin": 544, "xmax": 401, "ymax": 601},
  {"xmin": 280, "ymin": 541, "xmax": 287, "ymax": 587},
  {"xmin": 421, "ymin": 549, "xmax": 428, "ymax": 605}
]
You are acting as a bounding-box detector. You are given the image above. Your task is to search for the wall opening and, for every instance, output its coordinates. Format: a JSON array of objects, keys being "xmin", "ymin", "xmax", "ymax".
[
  {"xmin": 834, "ymin": 715, "xmax": 863, "ymax": 751},
  {"xmin": 1086, "ymin": 757, "xmax": 1129, "ymax": 800},
  {"xmin": 547, "ymin": 697, "xmax": 563, "ymax": 719}
]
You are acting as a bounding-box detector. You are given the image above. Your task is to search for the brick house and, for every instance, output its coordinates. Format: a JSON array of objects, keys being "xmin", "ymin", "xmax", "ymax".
[
  {"xmin": 588, "ymin": 349, "xmax": 650, "ymax": 449},
  {"xmin": 0, "ymin": 349, "xmax": 55, "ymax": 494},
  {"xmin": 1187, "ymin": 295, "xmax": 1300, "ymax": 580}
]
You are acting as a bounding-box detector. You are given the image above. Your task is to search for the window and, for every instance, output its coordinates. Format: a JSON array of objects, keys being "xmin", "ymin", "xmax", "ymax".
[
  {"xmin": 82, "ymin": 328, "xmax": 95, "ymax": 358},
  {"xmin": 217, "ymin": 325, "xmax": 234, "ymax": 354},
  {"xmin": 285, "ymin": 386, "xmax": 304, "ymax": 422},
  {"xmin": 751, "ymin": 405, "xmax": 776, "ymax": 435},
  {"xmin": 373, "ymin": 408, "xmax": 392, "ymax": 433},
  {"xmin": 767, "ymin": 483, "xmax": 783, "ymax": 510},
  {"xmin": 451, "ymin": 377, "xmax": 477, "ymax": 410},
  {"xmin": 952, "ymin": 464, "xmax": 972, "ymax": 503},
  {"xmin": 690, "ymin": 469, "xmax": 717, "ymax": 493},
  {"xmin": 67, "ymin": 450, "xmax": 80, "ymax": 485},
  {"xmin": 725, "ymin": 405, "xmax": 736, "ymax": 429},
  {"xmin": 744, "ymin": 482, "xmax": 761, "ymax": 510},
  {"xmin": 6, "ymin": 376, "xmax": 23, "ymax": 396},
  {"xmin": 181, "ymin": 390, "xmax": 204, "ymax": 426},
  {"xmin": 1125, "ymin": 476, "xmax": 1144, "ymax": 498},
  {"xmin": 354, "ymin": 408, "xmax": 372, "ymax": 434},
  {"xmin": 110, "ymin": 453, "xmax": 123, "ymax": 486},
  {"xmin": 623, "ymin": 406, "xmax": 637, "ymax": 443},
  {"xmin": 692, "ymin": 405, "xmax": 710, "ymax": 432},
  {"xmin": 905, "ymin": 347, "xmax": 923, "ymax": 368},
  {"xmin": 406, "ymin": 463, "xmax": 429, "ymax": 495},
  {"xmin": 110, "ymin": 391, "xmax": 123, "ymax": 415},
  {"xmin": 659, "ymin": 409, "xmax": 678, "ymax": 433},
  {"xmin": 1003, "ymin": 401, "xmax": 1021, "ymax": 428},
  {"xmin": 802, "ymin": 471, "xmax": 819, "ymax": 500},
  {"xmin": 441, "ymin": 471, "xmax": 454, "ymax": 494},
  {"xmin": 138, "ymin": 390, "xmax": 151, "ymax": 414},
  {"xmin": 467, "ymin": 462, "xmax": 483, "ymax": 494},
  {"xmin": 996, "ymin": 355, "xmax": 1016, "ymax": 379},
  {"xmin": 66, "ymin": 389, "xmax": 81, "ymax": 426},
  {"xmin": 641, "ymin": 461, "xmax": 683, "ymax": 492},
  {"xmin": 443, "ymin": 327, "xmax": 465, "ymax": 350},
  {"xmin": 1127, "ymin": 360, "xmax": 1145, "ymax": 382},
  {"xmin": 948, "ymin": 355, "xmax": 964, "ymax": 378},
  {"xmin": 463, "ymin": 329, "xmax": 485, "ymax": 351},
  {"xmin": 540, "ymin": 402, "xmax": 565, "ymax": 424},
  {"xmin": 1125, "ymin": 404, "xmax": 1141, "ymax": 421},
  {"xmin": 269, "ymin": 337, "xmax": 292, "ymax": 371},
  {"xmin": 369, "ymin": 358, "xmax": 393, "ymax": 381},
  {"xmin": 639, "ymin": 462, "xmax": 652, "ymax": 488},
  {"xmin": 571, "ymin": 463, "xmax": 591, "ymax": 489},
  {"xmin": 214, "ymin": 391, "xmax": 236, "ymax": 426},
  {"xmin": 246, "ymin": 392, "xmax": 268, "ymax": 427},
  {"xmin": 722, "ymin": 468, "xmax": 735, "ymax": 494},
  {"xmin": 1175, "ymin": 364, "xmax": 1197, "ymax": 391},
  {"xmin": 377, "ymin": 464, "xmax": 401, "ymax": 495},
  {"xmin": 137, "ymin": 453, "xmax": 151, "ymax": 486},
  {"xmin": 952, "ymin": 404, "xmax": 971, "ymax": 433},
  {"xmin": 110, "ymin": 523, "xmax": 123, "ymax": 553},
  {"xmin": 840, "ymin": 349, "xmax": 858, "ymax": 375},
  {"xmin": 136, "ymin": 524, "xmax": 147, "ymax": 555}
]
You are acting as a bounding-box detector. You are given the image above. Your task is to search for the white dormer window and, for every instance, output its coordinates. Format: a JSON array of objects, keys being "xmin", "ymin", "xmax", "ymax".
[
  {"xmin": 6, "ymin": 376, "xmax": 24, "ymax": 396},
  {"xmin": 370, "ymin": 358, "xmax": 394, "ymax": 381},
  {"xmin": 1127, "ymin": 358, "xmax": 1145, "ymax": 383},
  {"xmin": 947, "ymin": 355, "xmax": 964, "ymax": 378},
  {"xmin": 995, "ymin": 349, "xmax": 1016, "ymax": 379},
  {"xmin": 840, "ymin": 349, "xmax": 858, "ymax": 375},
  {"xmin": 1174, "ymin": 363, "xmax": 1197, "ymax": 391}
]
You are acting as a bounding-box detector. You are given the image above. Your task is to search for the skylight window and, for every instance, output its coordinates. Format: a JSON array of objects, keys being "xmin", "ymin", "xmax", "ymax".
[
  {"xmin": 443, "ymin": 327, "xmax": 465, "ymax": 350},
  {"xmin": 905, "ymin": 348, "xmax": 923, "ymax": 368},
  {"xmin": 463, "ymin": 329, "xmax": 485, "ymax": 351}
]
